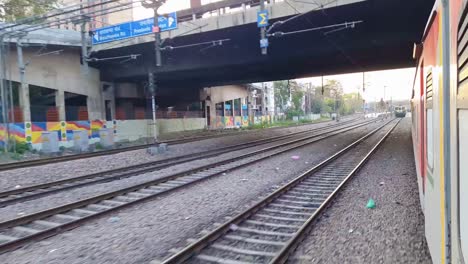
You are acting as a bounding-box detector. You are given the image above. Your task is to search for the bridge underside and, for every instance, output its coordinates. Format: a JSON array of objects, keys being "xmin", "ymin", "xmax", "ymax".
[{"xmin": 93, "ymin": 0, "xmax": 433, "ymax": 88}]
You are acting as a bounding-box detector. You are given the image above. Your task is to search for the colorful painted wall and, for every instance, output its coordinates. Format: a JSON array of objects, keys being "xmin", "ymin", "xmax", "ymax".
[
  {"xmin": 209, "ymin": 115, "xmax": 273, "ymax": 129},
  {"xmin": 0, "ymin": 118, "xmax": 206, "ymax": 150},
  {"xmin": 0, "ymin": 120, "xmax": 107, "ymax": 149}
]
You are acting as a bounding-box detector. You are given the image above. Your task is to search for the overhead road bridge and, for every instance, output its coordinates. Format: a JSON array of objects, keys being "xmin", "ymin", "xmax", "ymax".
[{"xmin": 91, "ymin": 0, "xmax": 434, "ymax": 88}]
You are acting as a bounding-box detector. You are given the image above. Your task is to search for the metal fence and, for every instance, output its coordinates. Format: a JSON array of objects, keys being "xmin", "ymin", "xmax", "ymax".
[
  {"xmin": 115, "ymin": 108, "xmax": 204, "ymax": 120},
  {"xmin": 30, "ymin": 105, "xmax": 60, "ymax": 122},
  {"xmin": 65, "ymin": 106, "xmax": 89, "ymax": 121}
]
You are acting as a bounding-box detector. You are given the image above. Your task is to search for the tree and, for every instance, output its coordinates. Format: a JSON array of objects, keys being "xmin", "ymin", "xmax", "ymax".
[
  {"xmin": 288, "ymin": 80, "xmax": 304, "ymax": 112},
  {"xmin": 378, "ymin": 98, "xmax": 386, "ymax": 112},
  {"xmin": 311, "ymin": 97, "xmax": 323, "ymax": 114},
  {"xmin": 273, "ymin": 80, "xmax": 290, "ymax": 112},
  {"xmin": 0, "ymin": 0, "xmax": 58, "ymax": 22},
  {"xmin": 341, "ymin": 93, "xmax": 363, "ymax": 115},
  {"xmin": 323, "ymin": 80, "xmax": 343, "ymax": 98}
]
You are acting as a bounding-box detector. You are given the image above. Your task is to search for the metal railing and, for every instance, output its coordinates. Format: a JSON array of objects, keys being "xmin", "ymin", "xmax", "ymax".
[{"xmin": 115, "ymin": 108, "xmax": 204, "ymax": 120}]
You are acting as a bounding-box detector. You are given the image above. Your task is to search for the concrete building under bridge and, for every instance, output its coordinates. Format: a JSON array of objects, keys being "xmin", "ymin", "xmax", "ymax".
[
  {"xmin": 0, "ymin": 26, "xmax": 268, "ymax": 150},
  {"xmin": 202, "ymin": 82, "xmax": 275, "ymax": 129}
]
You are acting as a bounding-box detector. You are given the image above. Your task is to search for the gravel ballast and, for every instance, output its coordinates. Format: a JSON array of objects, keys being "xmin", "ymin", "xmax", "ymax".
[
  {"xmin": 291, "ymin": 117, "xmax": 431, "ymax": 263},
  {"xmin": 0, "ymin": 118, "xmax": 358, "ymax": 192},
  {"xmin": 0, "ymin": 119, "xmax": 380, "ymax": 264},
  {"xmin": 0, "ymin": 120, "xmax": 382, "ymax": 222}
]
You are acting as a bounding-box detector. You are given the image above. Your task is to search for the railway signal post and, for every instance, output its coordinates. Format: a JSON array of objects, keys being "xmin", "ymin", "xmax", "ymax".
[{"xmin": 142, "ymin": 0, "xmax": 166, "ymax": 146}]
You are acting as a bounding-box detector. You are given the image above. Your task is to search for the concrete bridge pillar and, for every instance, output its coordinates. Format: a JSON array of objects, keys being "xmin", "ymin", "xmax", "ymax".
[
  {"xmin": 87, "ymin": 96, "xmax": 104, "ymax": 120},
  {"xmin": 55, "ymin": 90, "xmax": 66, "ymax": 121},
  {"xmin": 18, "ymin": 83, "xmax": 31, "ymax": 122}
]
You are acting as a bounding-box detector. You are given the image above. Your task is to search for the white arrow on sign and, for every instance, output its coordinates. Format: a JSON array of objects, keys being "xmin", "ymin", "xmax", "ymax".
[
  {"xmin": 93, "ymin": 32, "xmax": 100, "ymax": 42},
  {"xmin": 168, "ymin": 17, "xmax": 175, "ymax": 27}
]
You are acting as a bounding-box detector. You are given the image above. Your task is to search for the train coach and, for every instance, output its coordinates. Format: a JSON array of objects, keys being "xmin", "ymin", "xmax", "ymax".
[
  {"xmin": 411, "ymin": 0, "xmax": 467, "ymax": 263},
  {"xmin": 394, "ymin": 106, "xmax": 407, "ymax": 118}
]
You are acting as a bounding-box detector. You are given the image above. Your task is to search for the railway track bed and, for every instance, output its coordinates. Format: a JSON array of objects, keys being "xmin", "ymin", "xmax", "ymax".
[
  {"xmin": 0, "ymin": 118, "xmax": 374, "ymax": 209},
  {"xmin": 162, "ymin": 118, "xmax": 400, "ymax": 263},
  {"xmin": 287, "ymin": 117, "xmax": 430, "ymax": 263},
  {"xmin": 0, "ymin": 118, "xmax": 347, "ymax": 172},
  {"xmin": 0, "ymin": 118, "xmax": 361, "ymax": 192},
  {"xmin": 0, "ymin": 119, "xmax": 382, "ymax": 253}
]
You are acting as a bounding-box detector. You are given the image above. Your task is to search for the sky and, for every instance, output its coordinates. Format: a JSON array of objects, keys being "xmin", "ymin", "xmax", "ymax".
[
  {"xmin": 133, "ymin": 1, "xmax": 415, "ymax": 102},
  {"xmin": 296, "ymin": 68, "xmax": 415, "ymax": 101}
]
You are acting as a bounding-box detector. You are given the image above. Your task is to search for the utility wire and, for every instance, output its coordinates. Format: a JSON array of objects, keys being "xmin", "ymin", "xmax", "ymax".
[
  {"xmin": 267, "ymin": 0, "xmax": 338, "ymax": 33},
  {"xmin": 284, "ymin": 0, "xmax": 301, "ymax": 14},
  {"xmin": 307, "ymin": 0, "xmax": 364, "ymax": 70},
  {"xmin": 1, "ymin": 1, "xmax": 139, "ymax": 38},
  {"xmin": 0, "ymin": 0, "xmax": 124, "ymax": 31}
]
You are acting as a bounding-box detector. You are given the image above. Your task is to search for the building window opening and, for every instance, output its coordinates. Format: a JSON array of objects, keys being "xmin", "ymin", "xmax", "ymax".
[
  {"xmin": 115, "ymin": 98, "xmax": 148, "ymax": 120},
  {"xmin": 215, "ymin": 102, "xmax": 224, "ymax": 117},
  {"xmin": 29, "ymin": 85, "xmax": 57, "ymax": 122},
  {"xmin": 0, "ymin": 81, "xmax": 22, "ymax": 123},
  {"xmin": 105, "ymin": 100, "xmax": 112, "ymax": 121},
  {"xmin": 234, "ymin": 98, "xmax": 241, "ymax": 116},
  {"xmin": 225, "ymin": 101, "xmax": 232, "ymax": 116},
  {"xmin": 65, "ymin": 92, "xmax": 88, "ymax": 121}
]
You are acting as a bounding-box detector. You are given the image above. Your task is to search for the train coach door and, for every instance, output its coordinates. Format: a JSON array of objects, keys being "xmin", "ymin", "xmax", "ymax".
[
  {"xmin": 458, "ymin": 4, "xmax": 468, "ymax": 262},
  {"xmin": 420, "ymin": 62, "xmax": 427, "ymax": 194}
]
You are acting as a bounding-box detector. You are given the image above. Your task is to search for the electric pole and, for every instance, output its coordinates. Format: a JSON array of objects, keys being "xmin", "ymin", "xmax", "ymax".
[
  {"xmin": 142, "ymin": 0, "xmax": 165, "ymax": 67},
  {"xmin": 260, "ymin": 0, "xmax": 267, "ymax": 55},
  {"xmin": 142, "ymin": 0, "xmax": 166, "ymax": 145}
]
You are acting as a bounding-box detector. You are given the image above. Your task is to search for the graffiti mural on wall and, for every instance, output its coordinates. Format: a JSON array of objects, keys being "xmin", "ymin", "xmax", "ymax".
[
  {"xmin": 0, "ymin": 123, "xmax": 26, "ymax": 145},
  {"xmin": 242, "ymin": 116, "xmax": 249, "ymax": 127},
  {"xmin": 31, "ymin": 122, "xmax": 48, "ymax": 143},
  {"xmin": 224, "ymin": 117, "xmax": 234, "ymax": 128},
  {"xmin": 91, "ymin": 120, "xmax": 106, "ymax": 138},
  {"xmin": 234, "ymin": 116, "xmax": 242, "ymax": 127},
  {"xmin": 0, "ymin": 120, "xmax": 107, "ymax": 147},
  {"xmin": 66, "ymin": 121, "xmax": 90, "ymax": 141}
]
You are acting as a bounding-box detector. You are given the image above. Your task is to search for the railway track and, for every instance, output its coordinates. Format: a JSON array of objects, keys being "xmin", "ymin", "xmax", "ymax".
[
  {"xmin": 0, "ymin": 118, "xmax": 346, "ymax": 172},
  {"xmin": 161, "ymin": 118, "xmax": 400, "ymax": 264},
  {"xmin": 0, "ymin": 118, "xmax": 381, "ymax": 253},
  {"xmin": 0, "ymin": 118, "xmax": 372, "ymax": 208}
]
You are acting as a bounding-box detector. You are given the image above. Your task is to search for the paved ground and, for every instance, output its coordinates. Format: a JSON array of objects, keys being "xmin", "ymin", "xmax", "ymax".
[{"xmin": 291, "ymin": 117, "xmax": 431, "ymax": 263}]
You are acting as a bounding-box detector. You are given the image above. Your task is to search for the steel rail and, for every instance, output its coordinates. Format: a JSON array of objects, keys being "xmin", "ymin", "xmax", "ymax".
[
  {"xmin": 161, "ymin": 118, "xmax": 400, "ymax": 264},
  {"xmin": 0, "ymin": 118, "xmax": 380, "ymax": 253},
  {"xmin": 0, "ymin": 117, "xmax": 352, "ymax": 172},
  {"xmin": 0, "ymin": 118, "xmax": 364, "ymax": 207}
]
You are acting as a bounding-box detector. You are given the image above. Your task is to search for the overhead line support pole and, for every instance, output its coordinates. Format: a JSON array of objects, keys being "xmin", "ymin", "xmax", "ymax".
[
  {"xmin": 260, "ymin": 0, "xmax": 267, "ymax": 55},
  {"xmin": 154, "ymin": 6, "xmax": 162, "ymax": 67},
  {"xmin": 81, "ymin": 18, "xmax": 89, "ymax": 74},
  {"xmin": 16, "ymin": 38, "xmax": 30, "ymax": 122},
  {"xmin": 143, "ymin": 0, "xmax": 166, "ymax": 146},
  {"xmin": 0, "ymin": 38, "xmax": 7, "ymax": 152}
]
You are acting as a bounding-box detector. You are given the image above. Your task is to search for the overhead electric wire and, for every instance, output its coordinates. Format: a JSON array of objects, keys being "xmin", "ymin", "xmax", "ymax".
[
  {"xmin": 307, "ymin": 0, "xmax": 364, "ymax": 70},
  {"xmin": 161, "ymin": 38, "xmax": 230, "ymax": 51},
  {"xmin": 268, "ymin": 20, "xmax": 363, "ymax": 37},
  {"xmin": 284, "ymin": 0, "xmax": 301, "ymax": 14},
  {"xmin": 0, "ymin": 1, "xmax": 141, "ymax": 39},
  {"xmin": 0, "ymin": 0, "xmax": 124, "ymax": 32},
  {"xmin": 267, "ymin": 0, "xmax": 338, "ymax": 33}
]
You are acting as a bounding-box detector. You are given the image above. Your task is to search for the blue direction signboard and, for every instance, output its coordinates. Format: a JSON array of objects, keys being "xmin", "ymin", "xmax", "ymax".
[
  {"xmin": 257, "ymin": 10, "xmax": 269, "ymax": 28},
  {"xmin": 93, "ymin": 12, "xmax": 178, "ymax": 45}
]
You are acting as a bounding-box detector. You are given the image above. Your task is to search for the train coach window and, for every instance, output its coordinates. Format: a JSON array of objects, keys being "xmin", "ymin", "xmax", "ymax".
[
  {"xmin": 459, "ymin": 110, "xmax": 468, "ymax": 262},
  {"xmin": 426, "ymin": 70, "xmax": 434, "ymax": 172},
  {"xmin": 426, "ymin": 109, "xmax": 434, "ymax": 171}
]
